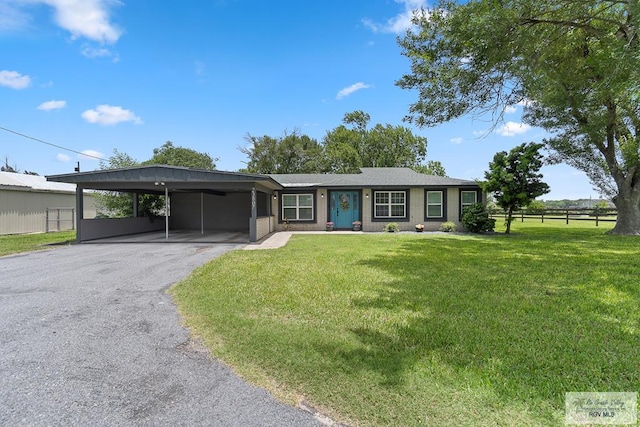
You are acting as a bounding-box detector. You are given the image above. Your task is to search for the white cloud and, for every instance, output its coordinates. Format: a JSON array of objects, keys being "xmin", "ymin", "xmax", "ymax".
[
  {"xmin": 0, "ymin": 1, "xmax": 31, "ymax": 31},
  {"xmin": 1, "ymin": 0, "xmax": 121, "ymax": 43},
  {"xmin": 450, "ymin": 137, "xmax": 463, "ymax": 145},
  {"xmin": 57, "ymin": 153, "xmax": 71, "ymax": 162},
  {"xmin": 81, "ymin": 104, "xmax": 142, "ymax": 126},
  {"xmin": 81, "ymin": 45, "xmax": 120, "ymax": 62},
  {"xmin": 0, "ymin": 70, "xmax": 31, "ymax": 89},
  {"xmin": 496, "ymin": 121, "xmax": 532, "ymax": 137},
  {"xmin": 336, "ymin": 82, "xmax": 371, "ymax": 100},
  {"xmin": 37, "ymin": 100, "xmax": 67, "ymax": 111},
  {"xmin": 362, "ymin": 0, "xmax": 427, "ymax": 34},
  {"xmin": 503, "ymin": 105, "xmax": 517, "ymax": 114},
  {"xmin": 41, "ymin": 0, "xmax": 122, "ymax": 43},
  {"xmin": 517, "ymin": 99, "xmax": 535, "ymax": 107},
  {"xmin": 79, "ymin": 149, "xmax": 104, "ymax": 160}
]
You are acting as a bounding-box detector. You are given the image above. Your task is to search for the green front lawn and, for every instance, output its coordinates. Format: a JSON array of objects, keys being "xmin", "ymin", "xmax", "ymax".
[
  {"xmin": 170, "ymin": 223, "xmax": 639, "ymax": 426},
  {"xmin": 0, "ymin": 231, "xmax": 76, "ymax": 257}
]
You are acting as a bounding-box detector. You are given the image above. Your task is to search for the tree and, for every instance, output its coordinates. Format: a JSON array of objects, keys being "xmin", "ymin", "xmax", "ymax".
[
  {"xmin": 323, "ymin": 110, "xmax": 428, "ymax": 172},
  {"xmin": 413, "ymin": 160, "xmax": 447, "ymax": 176},
  {"xmin": 397, "ymin": 0, "xmax": 640, "ymax": 235},
  {"xmin": 96, "ymin": 143, "xmax": 216, "ymax": 217},
  {"xmin": 145, "ymin": 141, "xmax": 217, "ymax": 170},
  {"xmin": 240, "ymin": 130, "xmax": 326, "ymax": 173},
  {"xmin": 483, "ymin": 142, "xmax": 550, "ymax": 233},
  {"xmin": 95, "ymin": 149, "xmax": 141, "ymax": 217},
  {"xmin": 2, "ymin": 156, "xmax": 18, "ymax": 173}
]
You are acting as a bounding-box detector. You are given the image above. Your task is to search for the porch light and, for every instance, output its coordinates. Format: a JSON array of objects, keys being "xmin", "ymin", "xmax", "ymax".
[
  {"xmin": 320, "ymin": 193, "xmax": 324, "ymax": 198},
  {"xmin": 365, "ymin": 193, "xmax": 369, "ymax": 199},
  {"xmin": 273, "ymin": 194, "xmax": 277, "ymax": 200}
]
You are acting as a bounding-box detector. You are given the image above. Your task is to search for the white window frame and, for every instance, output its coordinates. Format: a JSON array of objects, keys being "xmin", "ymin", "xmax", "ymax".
[
  {"xmin": 426, "ymin": 191, "xmax": 444, "ymax": 218},
  {"xmin": 282, "ymin": 193, "xmax": 314, "ymax": 221},
  {"xmin": 374, "ymin": 190, "xmax": 406, "ymax": 218}
]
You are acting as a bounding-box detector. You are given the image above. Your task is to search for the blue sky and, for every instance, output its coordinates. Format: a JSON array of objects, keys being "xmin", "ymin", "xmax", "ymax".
[{"xmin": 1, "ymin": 0, "xmax": 597, "ymax": 200}]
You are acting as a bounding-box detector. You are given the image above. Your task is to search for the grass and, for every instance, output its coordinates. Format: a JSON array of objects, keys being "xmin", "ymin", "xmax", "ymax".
[
  {"xmin": 0, "ymin": 230, "xmax": 76, "ymax": 257},
  {"xmin": 172, "ymin": 221, "xmax": 639, "ymax": 426}
]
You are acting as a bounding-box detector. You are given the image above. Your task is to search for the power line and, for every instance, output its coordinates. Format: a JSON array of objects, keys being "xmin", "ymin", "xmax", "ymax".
[{"xmin": 0, "ymin": 125, "xmax": 104, "ymax": 160}]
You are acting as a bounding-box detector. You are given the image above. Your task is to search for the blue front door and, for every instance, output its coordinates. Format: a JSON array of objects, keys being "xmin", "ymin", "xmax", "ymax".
[{"xmin": 330, "ymin": 191, "xmax": 360, "ymax": 229}]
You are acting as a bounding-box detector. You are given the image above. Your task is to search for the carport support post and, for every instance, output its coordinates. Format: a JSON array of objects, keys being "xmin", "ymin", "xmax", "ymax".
[
  {"xmin": 75, "ymin": 185, "xmax": 84, "ymax": 242},
  {"xmin": 250, "ymin": 187, "xmax": 257, "ymax": 242},
  {"xmin": 132, "ymin": 193, "xmax": 139, "ymax": 217},
  {"xmin": 165, "ymin": 186, "xmax": 169, "ymax": 240}
]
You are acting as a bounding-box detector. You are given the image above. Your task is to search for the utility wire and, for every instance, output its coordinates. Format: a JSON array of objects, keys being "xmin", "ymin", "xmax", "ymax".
[{"xmin": 0, "ymin": 125, "xmax": 104, "ymax": 160}]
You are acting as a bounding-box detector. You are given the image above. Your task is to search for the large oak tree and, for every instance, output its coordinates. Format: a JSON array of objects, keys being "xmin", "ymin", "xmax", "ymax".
[{"xmin": 397, "ymin": 0, "xmax": 640, "ymax": 234}]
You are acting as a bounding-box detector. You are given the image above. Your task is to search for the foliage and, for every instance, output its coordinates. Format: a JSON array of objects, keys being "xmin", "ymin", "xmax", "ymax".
[
  {"xmin": 240, "ymin": 129, "xmax": 326, "ymax": 174},
  {"xmin": 439, "ymin": 221, "xmax": 456, "ymax": 232},
  {"xmin": 94, "ymin": 149, "xmax": 141, "ymax": 217},
  {"xmin": 412, "ymin": 160, "xmax": 447, "ymax": 176},
  {"xmin": 526, "ymin": 200, "xmax": 546, "ymax": 214},
  {"xmin": 383, "ymin": 222, "xmax": 400, "ymax": 232},
  {"xmin": 171, "ymin": 225, "xmax": 636, "ymax": 426},
  {"xmin": 461, "ymin": 203, "xmax": 496, "ymax": 233},
  {"xmin": 96, "ymin": 143, "xmax": 216, "ymax": 218},
  {"xmin": 483, "ymin": 142, "xmax": 550, "ymax": 233},
  {"xmin": 1, "ymin": 156, "xmax": 20, "ymax": 173},
  {"xmin": 144, "ymin": 141, "xmax": 217, "ymax": 170},
  {"xmin": 0, "ymin": 231, "xmax": 76, "ymax": 257},
  {"xmin": 323, "ymin": 111, "xmax": 427, "ymax": 173},
  {"xmin": 397, "ymin": 0, "xmax": 640, "ymax": 235}
]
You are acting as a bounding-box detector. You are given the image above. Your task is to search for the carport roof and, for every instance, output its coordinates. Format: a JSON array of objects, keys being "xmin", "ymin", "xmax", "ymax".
[{"xmin": 46, "ymin": 165, "xmax": 283, "ymax": 194}]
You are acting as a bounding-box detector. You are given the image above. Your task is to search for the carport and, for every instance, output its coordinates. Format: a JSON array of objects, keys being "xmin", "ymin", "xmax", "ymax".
[{"xmin": 46, "ymin": 165, "xmax": 282, "ymax": 243}]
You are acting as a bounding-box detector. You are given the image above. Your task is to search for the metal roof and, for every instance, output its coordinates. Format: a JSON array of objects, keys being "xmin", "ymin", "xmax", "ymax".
[
  {"xmin": 0, "ymin": 171, "xmax": 78, "ymax": 193},
  {"xmin": 46, "ymin": 165, "xmax": 283, "ymax": 194},
  {"xmin": 269, "ymin": 167, "xmax": 479, "ymax": 188}
]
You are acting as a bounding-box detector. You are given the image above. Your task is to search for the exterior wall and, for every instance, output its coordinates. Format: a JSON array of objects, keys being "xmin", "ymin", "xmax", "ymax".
[
  {"xmin": 0, "ymin": 189, "xmax": 96, "ymax": 235},
  {"xmin": 272, "ymin": 190, "xmax": 329, "ymax": 232},
  {"xmin": 80, "ymin": 217, "xmax": 164, "ymax": 241},
  {"xmin": 170, "ymin": 192, "xmax": 250, "ymax": 230},
  {"xmin": 446, "ymin": 187, "xmax": 461, "ymax": 227},
  {"xmin": 270, "ymin": 186, "xmax": 476, "ymax": 233},
  {"xmin": 256, "ymin": 216, "xmax": 274, "ymax": 241}
]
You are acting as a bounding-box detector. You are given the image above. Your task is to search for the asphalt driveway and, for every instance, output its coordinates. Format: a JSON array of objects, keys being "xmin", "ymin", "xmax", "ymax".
[{"xmin": 0, "ymin": 242, "xmax": 323, "ymax": 427}]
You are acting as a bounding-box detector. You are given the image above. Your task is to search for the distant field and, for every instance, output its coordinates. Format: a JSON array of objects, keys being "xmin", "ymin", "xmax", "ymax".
[{"xmin": 492, "ymin": 213, "xmax": 617, "ymax": 230}]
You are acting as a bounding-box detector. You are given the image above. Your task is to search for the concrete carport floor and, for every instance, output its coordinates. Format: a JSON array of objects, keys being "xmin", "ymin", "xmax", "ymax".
[
  {"xmin": 82, "ymin": 229, "xmax": 250, "ymax": 244},
  {"xmin": 0, "ymin": 242, "xmax": 324, "ymax": 426}
]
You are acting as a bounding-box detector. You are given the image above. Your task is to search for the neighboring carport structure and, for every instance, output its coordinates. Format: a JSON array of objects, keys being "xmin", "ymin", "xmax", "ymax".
[{"xmin": 46, "ymin": 165, "xmax": 282, "ymax": 243}]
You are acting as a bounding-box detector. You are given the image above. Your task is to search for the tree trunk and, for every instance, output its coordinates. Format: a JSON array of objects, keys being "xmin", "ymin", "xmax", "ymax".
[
  {"xmin": 505, "ymin": 207, "xmax": 513, "ymax": 234},
  {"xmin": 608, "ymin": 185, "xmax": 640, "ymax": 235}
]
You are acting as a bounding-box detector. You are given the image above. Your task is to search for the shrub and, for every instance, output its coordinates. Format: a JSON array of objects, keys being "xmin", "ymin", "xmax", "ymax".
[
  {"xmin": 461, "ymin": 203, "xmax": 496, "ymax": 233},
  {"xmin": 439, "ymin": 221, "xmax": 456, "ymax": 232},
  {"xmin": 384, "ymin": 222, "xmax": 400, "ymax": 232}
]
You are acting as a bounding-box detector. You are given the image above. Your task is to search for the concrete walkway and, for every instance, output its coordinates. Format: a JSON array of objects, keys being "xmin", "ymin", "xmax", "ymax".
[{"xmin": 243, "ymin": 231, "xmax": 361, "ymax": 250}]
